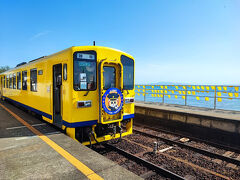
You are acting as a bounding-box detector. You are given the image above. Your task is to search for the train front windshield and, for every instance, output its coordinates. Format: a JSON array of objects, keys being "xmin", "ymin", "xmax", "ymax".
[
  {"xmin": 121, "ymin": 55, "xmax": 134, "ymax": 90},
  {"xmin": 73, "ymin": 52, "xmax": 97, "ymax": 90}
]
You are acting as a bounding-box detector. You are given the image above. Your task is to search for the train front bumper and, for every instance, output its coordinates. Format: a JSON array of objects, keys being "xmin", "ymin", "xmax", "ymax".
[{"xmin": 82, "ymin": 118, "xmax": 133, "ymax": 146}]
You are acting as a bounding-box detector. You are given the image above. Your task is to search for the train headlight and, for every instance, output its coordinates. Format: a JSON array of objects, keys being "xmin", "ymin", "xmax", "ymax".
[
  {"xmin": 77, "ymin": 100, "xmax": 92, "ymax": 108},
  {"xmin": 124, "ymin": 97, "xmax": 134, "ymax": 104}
]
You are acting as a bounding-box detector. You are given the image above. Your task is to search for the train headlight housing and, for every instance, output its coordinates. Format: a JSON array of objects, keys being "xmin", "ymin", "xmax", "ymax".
[{"xmin": 124, "ymin": 97, "xmax": 134, "ymax": 104}]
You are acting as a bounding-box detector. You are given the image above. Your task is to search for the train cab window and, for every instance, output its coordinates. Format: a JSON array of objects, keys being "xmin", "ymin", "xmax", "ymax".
[
  {"xmin": 17, "ymin": 72, "xmax": 21, "ymax": 90},
  {"xmin": 6, "ymin": 75, "xmax": 9, "ymax": 88},
  {"xmin": 9, "ymin": 74, "xmax": 12, "ymax": 89},
  {"xmin": 73, "ymin": 51, "xmax": 96, "ymax": 90},
  {"xmin": 103, "ymin": 67, "xmax": 116, "ymax": 90},
  {"xmin": 121, "ymin": 55, "xmax": 134, "ymax": 90},
  {"xmin": 22, "ymin": 71, "xmax": 27, "ymax": 90},
  {"xmin": 13, "ymin": 73, "xmax": 16, "ymax": 89},
  {"xmin": 30, "ymin": 69, "xmax": 37, "ymax": 92}
]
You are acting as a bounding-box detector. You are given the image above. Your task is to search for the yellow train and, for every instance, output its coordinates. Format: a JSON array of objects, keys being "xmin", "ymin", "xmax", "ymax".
[{"xmin": 0, "ymin": 46, "xmax": 135, "ymax": 145}]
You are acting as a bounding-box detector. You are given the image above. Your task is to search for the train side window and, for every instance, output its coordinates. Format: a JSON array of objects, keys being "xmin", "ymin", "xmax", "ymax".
[
  {"xmin": 17, "ymin": 72, "xmax": 21, "ymax": 90},
  {"xmin": 30, "ymin": 69, "xmax": 37, "ymax": 92},
  {"xmin": 4, "ymin": 76, "xmax": 5, "ymax": 88},
  {"xmin": 9, "ymin": 74, "xmax": 12, "ymax": 89},
  {"xmin": 22, "ymin": 71, "xmax": 27, "ymax": 90},
  {"xmin": 6, "ymin": 75, "xmax": 9, "ymax": 88},
  {"xmin": 63, "ymin": 64, "xmax": 67, "ymax": 80},
  {"xmin": 13, "ymin": 73, "xmax": 16, "ymax": 89}
]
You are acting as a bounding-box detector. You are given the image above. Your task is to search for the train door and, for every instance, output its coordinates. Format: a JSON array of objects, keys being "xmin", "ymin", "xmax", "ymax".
[
  {"xmin": 99, "ymin": 62, "xmax": 123, "ymax": 123},
  {"xmin": 53, "ymin": 64, "xmax": 62, "ymax": 128}
]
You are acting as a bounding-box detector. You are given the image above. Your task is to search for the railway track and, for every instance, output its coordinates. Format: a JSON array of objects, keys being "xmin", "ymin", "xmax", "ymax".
[
  {"xmin": 120, "ymin": 137, "xmax": 232, "ymax": 180},
  {"xmin": 103, "ymin": 143, "xmax": 185, "ymax": 180},
  {"xmin": 129, "ymin": 126, "xmax": 240, "ymax": 178},
  {"xmin": 134, "ymin": 123, "xmax": 240, "ymax": 154},
  {"xmin": 93, "ymin": 124, "xmax": 240, "ymax": 179},
  {"xmin": 133, "ymin": 128, "xmax": 240, "ymax": 166}
]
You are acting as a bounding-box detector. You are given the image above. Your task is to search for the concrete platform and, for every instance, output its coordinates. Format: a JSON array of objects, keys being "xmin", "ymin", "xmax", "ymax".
[
  {"xmin": 136, "ymin": 101, "xmax": 240, "ymax": 121},
  {"xmin": 135, "ymin": 102, "xmax": 240, "ymax": 148},
  {"xmin": 0, "ymin": 101, "xmax": 142, "ymax": 180}
]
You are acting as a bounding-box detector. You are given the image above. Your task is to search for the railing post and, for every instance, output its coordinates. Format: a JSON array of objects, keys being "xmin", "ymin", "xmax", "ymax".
[
  {"xmin": 163, "ymin": 86, "xmax": 165, "ymax": 104},
  {"xmin": 185, "ymin": 85, "xmax": 187, "ymax": 106},
  {"xmin": 144, "ymin": 85, "xmax": 146, "ymax": 102},
  {"xmin": 214, "ymin": 85, "xmax": 216, "ymax": 109}
]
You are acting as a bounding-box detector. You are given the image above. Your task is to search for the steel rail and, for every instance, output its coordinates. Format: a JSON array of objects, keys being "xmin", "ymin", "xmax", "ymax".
[
  {"xmin": 103, "ymin": 143, "xmax": 185, "ymax": 180},
  {"xmin": 133, "ymin": 128, "xmax": 240, "ymax": 166},
  {"xmin": 135, "ymin": 123, "xmax": 240, "ymax": 154}
]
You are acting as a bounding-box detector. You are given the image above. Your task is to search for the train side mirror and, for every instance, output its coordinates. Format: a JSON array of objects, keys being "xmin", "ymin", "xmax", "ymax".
[{"xmin": 56, "ymin": 75, "xmax": 62, "ymax": 86}]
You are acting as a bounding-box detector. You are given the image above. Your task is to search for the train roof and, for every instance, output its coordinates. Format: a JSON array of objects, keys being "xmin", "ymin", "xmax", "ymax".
[{"xmin": 0, "ymin": 46, "xmax": 134, "ymax": 75}]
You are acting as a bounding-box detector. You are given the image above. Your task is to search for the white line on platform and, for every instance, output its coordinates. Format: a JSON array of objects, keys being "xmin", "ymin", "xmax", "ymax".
[
  {"xmin": 6, "ymin": 125, "xmax": 27, "ymax": 130},
  {"xmin": 45, "ymin": 132, "xmax": 60, "ymax": 135},
  {"xmin": 15, "ymin": 137, "xmax": 33, "ymax": 141},
  {"xmin": 32, "ymin": 123, "xmax": 47, "ymax": 127},
  {"xmin": 0, "ymin": 145, "xmax": 18, "ymax": 151},
  {"xmin": 6, "ymin": 123, "xmax": 47, "ymax": 130}
]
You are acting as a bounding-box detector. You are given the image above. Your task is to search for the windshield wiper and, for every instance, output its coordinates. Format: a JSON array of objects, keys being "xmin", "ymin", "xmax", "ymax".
[{"xmin": 84, "ymin": 90, "xmax": 90, "ymax": 96}]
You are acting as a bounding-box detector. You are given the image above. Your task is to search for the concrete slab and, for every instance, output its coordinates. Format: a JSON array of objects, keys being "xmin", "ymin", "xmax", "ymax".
[
  {"xmin": 0, "ymin": 101, "xmax": 142, "ymax": 180},
  {"xmin": 135, "ymin": 102, "xmax": 240, "ymax": 134}
]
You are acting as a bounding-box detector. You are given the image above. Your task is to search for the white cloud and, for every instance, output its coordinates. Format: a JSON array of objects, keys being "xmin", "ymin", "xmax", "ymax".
[{"xmin": 30, "ymin": 30, "xmax": 51, "ymax": 40}]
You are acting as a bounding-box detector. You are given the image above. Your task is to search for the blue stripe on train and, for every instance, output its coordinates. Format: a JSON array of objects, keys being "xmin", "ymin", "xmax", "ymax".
[
  {"xmin": 62, "ymin": 113, "xmax": 134, "ymax": 128},
  {"xmin": 62, "ymin": 114, "xmax": 134, "ymax": 128},
  {"xmin": 3, "ymin": 96, "xmax": 134, "ymax": 127},
  {"xmin": 62, "ymin": 120, "xmax": 98, "ymax": 128},
  {"xmin": 123, "ymin": 114, "xmax": 134, "ymax": 120},
  {"xmin": 3, "ymin": 96, "xmax": 52, "ymax": 119}
]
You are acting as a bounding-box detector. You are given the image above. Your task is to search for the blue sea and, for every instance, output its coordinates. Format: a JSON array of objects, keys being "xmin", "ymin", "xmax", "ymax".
[{"xmin": 135, "ymin": 85, "xmax": 240, "ymax": 112}]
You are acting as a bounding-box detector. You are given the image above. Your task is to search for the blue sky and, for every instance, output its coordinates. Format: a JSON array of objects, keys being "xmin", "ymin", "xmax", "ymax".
[{"xmin": 0, "ymin": 0, "xmax": 239, "ymax": 85}]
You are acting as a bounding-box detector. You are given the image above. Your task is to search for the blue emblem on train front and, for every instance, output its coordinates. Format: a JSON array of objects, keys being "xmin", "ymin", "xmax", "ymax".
[{"xmin": 102, "ymin": 88, "xmax": 123, "ymax": 115}]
